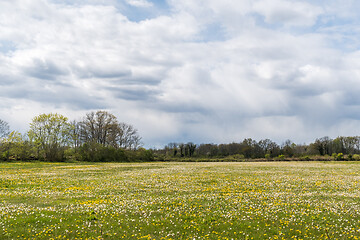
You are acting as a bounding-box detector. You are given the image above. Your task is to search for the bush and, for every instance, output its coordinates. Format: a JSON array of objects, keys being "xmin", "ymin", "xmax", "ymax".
[
  {"xmin": 64, "ymin": 148, "xmax": 81, "ymax": 162},
  {"xmin": 224, "ymin": 154, "xmax": 245, "ymax": 161},
  {"xmin": 78, "ymin": 143, "xmax": 128, "ymax": 162},
  {"xmin": 96, "ymin": 147, "xmax": 128, "ymax": 162},
  {"xmin": 134, "ymin": 148, "xmax": 154, "ymax": 162},
  {"xmin": 333, "ymin": 153, "xmax": 344, "ymax": 161},
  {"xmin": 353, "ymin": 154, "xmax": 360, "ymax": 161}
]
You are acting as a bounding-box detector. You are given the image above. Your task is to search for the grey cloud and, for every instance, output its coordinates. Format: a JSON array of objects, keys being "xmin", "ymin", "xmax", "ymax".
[
  {"xmin": 24, "ymin": 58, "xmax": 69, "ymax": 80},
  {"xmin": 342, "ymin": 92, "xmax": 360, "ymax": 106},
  {"xmin": 0, "ymin": 80, "xmax": 105, "ymax": 110},
  {"xmin": 32, "ymin": 89, "xmax": 106, "ymax": 110},
  {"xmin": 0, "ymin": 87, "xmax": 30, "ymax": 99},
  {"xmin": 151, "ymin": 102, "xmax": 211, "ymax": 114},
  {"xmin": 113, "ymin": 87, "xmax": 160, "ymax": 101},
  {"xmin": 288, "ymin": 86, "xmax": 325, "ymax": 98},
  {"xmin": 34, "ymin": 92, "xmax": 105, "ymax": 110},
  {"xmin": 0, "ymin": 75, "xmax": 18, "ymax": 86},
  {"xmin": 74, "ymin": 67, "xmax": 132, "ymax": 79},
  {"xmin": 118, "ymin": 76, "xmax": 162, "ymax": 86},
  {"xmin": 264, "ymin": 72, "xmax": 328, "ymax": 98}
]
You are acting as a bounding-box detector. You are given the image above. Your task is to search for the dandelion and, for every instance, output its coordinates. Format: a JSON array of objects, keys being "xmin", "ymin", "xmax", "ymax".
[{"xmin": 0, "ymin": 162, "xmax": 359, "ymax": 239}]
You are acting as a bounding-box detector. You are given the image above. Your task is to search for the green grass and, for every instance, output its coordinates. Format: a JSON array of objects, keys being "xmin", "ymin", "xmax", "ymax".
[{"xmin": 0, "ymin": 162, "xmax": 359, "ymax": 239}]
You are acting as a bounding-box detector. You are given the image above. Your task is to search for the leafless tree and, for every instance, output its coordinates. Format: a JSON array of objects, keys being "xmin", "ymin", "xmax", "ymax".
[
  {"xmin": 78, "ymin": 111, "xmax": 118, "ymax": 146},
  {"xmin": 0, "ymin": 119, "xmax": 10, "ymax": 139},
  {"xmin": 116, "ymin": 122, "xmax": 142, "ymax": 150},
  {"xmin": 78, "ymin": 111, "xmax": 142, "ymax": 150}
]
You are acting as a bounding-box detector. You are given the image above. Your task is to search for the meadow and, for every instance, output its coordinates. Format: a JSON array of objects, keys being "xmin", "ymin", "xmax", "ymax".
[{"xmin": 0, "ymin": 161, "xmax": 359, "ymax": 239}]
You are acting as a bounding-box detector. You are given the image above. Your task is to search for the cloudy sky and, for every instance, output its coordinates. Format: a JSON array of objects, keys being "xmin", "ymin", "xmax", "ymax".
[{"xmin": 1, "ymin": 0, "xmax": 360, "ymax": 147}]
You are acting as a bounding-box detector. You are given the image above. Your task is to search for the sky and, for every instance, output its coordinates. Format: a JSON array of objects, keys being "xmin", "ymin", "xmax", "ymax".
[{"xmin": 1, "ymin": 0, "xmax": 360, "ymax": 148}]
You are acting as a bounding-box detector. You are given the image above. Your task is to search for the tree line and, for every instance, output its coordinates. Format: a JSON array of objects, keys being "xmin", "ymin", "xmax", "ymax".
[
  {"xmin": 157, "ymin": 136, "xmax": 360, "ymax": 161},
  {"xmin": 2, "ymin": 112, "xmax": 360, "ymax": 162},
  {"xmin": 0, "ymin": 111, "xmax": 154, "ymax": 162}
]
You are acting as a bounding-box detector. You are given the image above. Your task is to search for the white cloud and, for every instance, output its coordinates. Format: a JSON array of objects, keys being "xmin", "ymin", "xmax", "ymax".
[
  {"xmin": 253, "ymin": 0, "xmax": 323, "ymax": 27},
  {"xmin": 125, "ymin": 0, "xmax": 153, "ymax": 8}
]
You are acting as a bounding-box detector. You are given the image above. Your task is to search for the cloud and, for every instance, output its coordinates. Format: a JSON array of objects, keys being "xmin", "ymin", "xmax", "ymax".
[
  {"xmin": 1, "ymin": 0, "xmax": 360, "ymax": 147},
  {"xmin": 24, "ymin": 58, "xmax": 69, "ymax": 80},
  {"xmin": 125, "ymin": 0, "xmax": 153, "ymax": 8},
  {"xmin": 253, "ymin": 0, "xmax": 323, "ymax": 27}
]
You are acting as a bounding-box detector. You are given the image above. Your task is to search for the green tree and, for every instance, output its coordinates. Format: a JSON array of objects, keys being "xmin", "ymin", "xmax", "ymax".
[
  {"xmin": 282, "ymin": 139, "xmax": 295, "ymax": 157},
  {"xmin": 0, "ymin": 131, "xmax": 35, "ymax": 161},
  {"xmin": 313, "ymin": 137, "xmax": 332, "ymax": 155},
  {"xmin": 28, "ymin": 113, "xmax": 73, "ymax": 161},
  {"xmin": 258, "ymin": 139, "xmax": 280, "ymax": 157},
  {"xmin": 186, "ymin": 142, "xmax": 196, "ymax": 157}
]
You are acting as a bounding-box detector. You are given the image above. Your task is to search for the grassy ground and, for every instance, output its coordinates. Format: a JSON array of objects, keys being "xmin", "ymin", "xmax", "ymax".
[{"xmin": 0, "ymin": 161, "xmax": 359, "ymax": 239}]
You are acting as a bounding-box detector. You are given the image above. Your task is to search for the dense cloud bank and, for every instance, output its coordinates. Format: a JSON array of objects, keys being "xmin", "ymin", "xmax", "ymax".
[{"xmin": 1, "ymin": 0, "xmax": 360, "ymax": 147}]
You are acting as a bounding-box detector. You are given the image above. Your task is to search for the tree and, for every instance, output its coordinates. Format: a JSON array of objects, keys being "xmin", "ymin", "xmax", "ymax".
[
  {"xmin": 186, "ymin": 142, "xmax": 196, "ymax": 157},
  {"xmin": 281, "ymin": 139, "xmax": 295, "ymax": 157},
  {"xmin": 0, "ymin": 131, "xmax": 34, "ymax": 161},
  {"xmin": 179, "ymin": 143, "xmax": 185, "ymax": 157},
  {"xmin": 313, "ymin": 137, "xmax": 332, "ymax": 156},
  {"xmin": 166, "ymin": 142, "xmax": 178, "ymax": 157},
  {"xmin": 28, "ymin": 113, "xmax": 73, "ymax": 161},
  {"xmin": 341, "ymin": 136, "xmax": 357, "ymax": 154},
  {"xmin": 116, "ymin": 122, "xmax": 142, "ymax": 150},
  {"xmin": 259, "ymin": 139, "xmax": 276, "ymax": 157},
  {"xmin": 78, "ymin": 111, "xmax": 118, "ymax": 146},
  {"xmin": 0, "ymin": 119, "xmax": 10, "ymax": 139},
  {"xmin": 241, "ymin": 138, "xmax": 257, "ymax": 158},
  {"xmin": 78, "ymin": 111, "xmax": 142, "ymax": 150},
  {"xmin": 196, "ymin": 144, "xmax": 218, "ymax": 157}
]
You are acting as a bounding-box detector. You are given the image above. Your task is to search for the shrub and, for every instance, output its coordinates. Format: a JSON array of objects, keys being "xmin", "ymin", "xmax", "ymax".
[
  {"xmin": 333, "ymin": 153, "xmax": 344, "ymax": 161},
  {"xmin": 78, "ymin": 143, "xmax": 128, "ymax": 162},
  {"xmin": 226, "ymin": 154, "xmax": 245, "ymax": 161}
]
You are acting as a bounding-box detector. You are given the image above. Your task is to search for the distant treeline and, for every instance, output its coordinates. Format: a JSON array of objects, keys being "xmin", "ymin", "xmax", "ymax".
[
  {"xmin": 155, "ymin": 136, "xmax": 360, "ymax": 161},
  {"xmin": 0, "ymin": 111, "xmax": 154, "ymax": 162},
  {"xmin": 1, "ymin": 113, "xmax": 360, "ymax": 162}
]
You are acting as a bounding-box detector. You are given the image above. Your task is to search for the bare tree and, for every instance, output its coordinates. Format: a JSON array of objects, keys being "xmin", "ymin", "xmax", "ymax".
[
  {"xmin": 78, "ymin": 111, "xmax": 142, "ymax": 150},
  {"xmin": 69, "ymin": 120, "xmax": 82, "ymax": 151},
  {"xmin": 166, "ymin": 142, "xmax": 178, "ymax": 156},
  {"xmin": 0, "ymin": 119, "xmax": 10, "ymax": 139},
  {"xmin": 78, "ymin": 111, "xmax": 118, "ymax": 146},
  {"xmin": 116, "ymin": 122, "xmax": 142, "ymax": 150}
]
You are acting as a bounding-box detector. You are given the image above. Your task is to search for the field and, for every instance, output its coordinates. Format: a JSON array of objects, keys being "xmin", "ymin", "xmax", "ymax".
[{"xmin": 0, "ymin": 162, "xmax": 359, "ymax": 239}]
